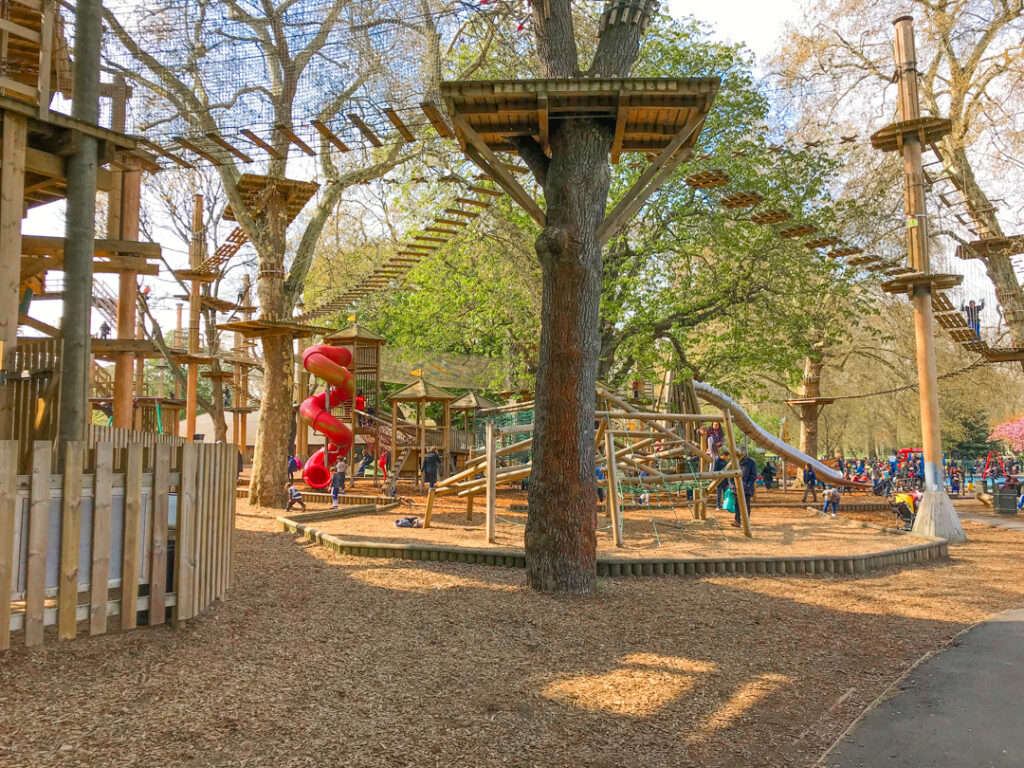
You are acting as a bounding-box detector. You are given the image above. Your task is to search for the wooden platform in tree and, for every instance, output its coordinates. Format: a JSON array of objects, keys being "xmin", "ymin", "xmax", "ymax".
[
  {"xmin": 880, "ymin": 271, "xmax": 963, "ymax": 295},
  {"xmin": 216, "ymin": 317, "xmax": 331, "ymax": 339},
  {"xmin": 222, "ymin": 174, "xmax": 320, "ymax": 225},
  {"xmin": 870, "ymin": 116, "xmax": 952, "ymax": 153},
  {"xmin": 955, "ymin": 235, "xmax": 1024, "ymax": 260},
  {"xmin": 441, "ymin": 77, "xmax": 719, "ymax": 242},
  {"xmin": 90, "ymin": 338, "xmax": 159, "ymax": 360},
  {"xmin": 0, "ymin": 0, "xmax": 73, "ymax": 108}
]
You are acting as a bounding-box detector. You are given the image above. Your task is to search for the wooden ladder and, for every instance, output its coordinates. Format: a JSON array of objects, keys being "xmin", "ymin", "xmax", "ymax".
[{"xmin": 387, "ymin": 445, "xmax": 413, "ymax": 496}]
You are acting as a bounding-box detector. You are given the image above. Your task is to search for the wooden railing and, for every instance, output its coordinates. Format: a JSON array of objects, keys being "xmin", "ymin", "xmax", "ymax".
[
  {"xmin": 1, "ymin": 438, "xmax": 236, "ymax": 650},
  {"xmin": 0, "ymin": 0, "xmax": 68, "ymax": 114}
]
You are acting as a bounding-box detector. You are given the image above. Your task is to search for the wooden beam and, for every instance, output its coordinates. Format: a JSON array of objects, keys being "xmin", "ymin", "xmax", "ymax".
[
  {"xmin": 455, "ymin": 197, "xmax": 490, "ymax": 208},
  {"xmin": 240, "ymin": 128, "xmax": 285, "ymax": 159},
  {"xmin": 420, "ymin": 101, "xmax": 454, "ymax": 139},
  {"xmin": 537, "ymin": 91, "xmax": 550, "ymax": 156},
  {"xmin": 468, "ymin": 185, "xmax": 503, "ymax": 197},
  {"xmin": 278, "ymin": 125, "xmax": 316, "ymax": 157},
  {"xmin": 0, "ymin": 113, "xmax": 26, "ymax": 440},
  {"xmin": 433, "ymin": 218, "xmax": 468, "ymax": 227},
  {"xmin": 425, "ymin": 226, "xmax": 458, "ymax": 235},
  {"xmin": 610, "ymin": 91, "xmax": 629, "ymax": 164},
  {"xmin": 174, "ymin": 137, "xmax": 221, "ymax": 166},
  {"xmin": 311, "ymin": 119, "xmax": 350, "ymax": 152},
  {"xmin": 139, "ymin": 139, "xmax": 192, "ymax": 169},
  {"xmin": 454, "ymin": 116, "xmax": 545, "ymax": 227},
  {"xmin": 18, "ymin": 312, "xmax": 60, "ymax": 337},
  {"xmin": 384, "ymin": 108, "xmax": 415, "ymax": 142},
  {"xmin": 346, "ymin": 113, "xmax": 383, "ymax": 147},
  {"xmin": 21, "ymin": 235, "xmax": 161, "ymax": 258},
  {"xmin": 445, "ymin": 208, "xmax": 479, "ymax": 218},
  {"xmin": 205, "ymin": 133, "xmax": 252, "ymax": 164},
  {"xmin": 597, "ymin": 111, "xmax": 708, "ymax": 245}
]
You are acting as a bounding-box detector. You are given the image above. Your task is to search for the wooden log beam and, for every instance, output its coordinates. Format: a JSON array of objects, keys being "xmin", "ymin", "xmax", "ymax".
[
  {"xmin": 205, "ymin": 132, "xmax": 252, "ymax": 164},
  {"xmin": 240, "ymin": 129, "xmax": 285, "ymax": 160},
  {"xmin": 347, "ymin": 113, "xmax": 383, "ymax": 147},
  {"xmin": 384, "ymin": 108, "xmax": 415, "ymax": 142},
  {"xmin": 311, "ymin": 119, "xmax": 350, "ymax": 152}
]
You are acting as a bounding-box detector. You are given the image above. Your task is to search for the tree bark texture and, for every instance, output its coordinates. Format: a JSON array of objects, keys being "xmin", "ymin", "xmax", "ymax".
[
  {"xmin": 798, "ymin": 356, "xmax": 823, "ymax": 459},
  {"xmin": 525, "ymin": 120, "xmax": 614, "ymax": 594}
]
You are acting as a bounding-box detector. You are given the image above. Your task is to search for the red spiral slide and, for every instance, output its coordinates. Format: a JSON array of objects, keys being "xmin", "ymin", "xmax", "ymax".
[{"xmin": 298, "ymin": 345, "xmax": 355, "ymax": 489}]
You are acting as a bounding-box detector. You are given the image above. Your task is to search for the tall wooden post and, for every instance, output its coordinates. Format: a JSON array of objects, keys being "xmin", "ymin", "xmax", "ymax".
[
  {"xmin": 295, "ymin": 336, "xmax": 309, "ymax": 459},
  {"xmin": 724, "ymin": 411, "xmax": 751, "ymax": 537},
  {"xmin": 185, "ymin": 194, "xmax": 202, "ymax": 442},
  {"xmin": 888, "ymin": 16, "xmax": 966, "ymax": 543},
  {"xmin": 603, "ymin": 423, "xmax": 623, "ymax": 547},
  {"xmin": 58, "ymin": 0, "xmax": 102, "ymax": 444},
  {"xmin": 390, "ymin": 398, "xmax": 398, "ymax": 488},
  {"xmin": 0, "ymin": 113, "xmax": 27, "ymax": 439},
  {"xmin": 418, "ymin": 400, "xmax": 425, "ymax": 489},
  {"xmin": 348, "ymin": 340, "xmax": 358, "ymax": 480},
  {"xmin": 109, "ymin": 78, "xmax": 140, "ymax": 429},
  {"xmin": 442, "ymin": 400, "xmax": 451, "ymax": 479},
  {"xmin": 485, "ymin": 419, "xmax": 496, "ymax": 544}
]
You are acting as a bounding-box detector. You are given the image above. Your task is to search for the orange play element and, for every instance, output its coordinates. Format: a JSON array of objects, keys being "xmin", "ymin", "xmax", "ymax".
[{"xmin": 299, "ymin": 345, "xmax": 356, "ymax": 488}]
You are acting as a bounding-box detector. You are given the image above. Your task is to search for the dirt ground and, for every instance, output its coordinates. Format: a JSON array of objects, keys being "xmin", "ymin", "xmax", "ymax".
[
  {"xmin": 2, "ymin": 498, "xmax": 1023, "ymax": 768},
  {"xmin": 311, "ymin": 486, "xmax": 929, "ymax": 559}
]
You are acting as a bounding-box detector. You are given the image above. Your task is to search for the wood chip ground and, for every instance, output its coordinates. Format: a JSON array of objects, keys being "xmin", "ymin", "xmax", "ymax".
[{"xmin": 1, "ymin": 494, "xmax": 1022, "ymax": 768}]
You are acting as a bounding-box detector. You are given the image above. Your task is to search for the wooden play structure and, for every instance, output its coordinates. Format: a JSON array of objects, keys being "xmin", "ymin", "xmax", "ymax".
[
  {"xmin": 1, "ymin": 1, "xmax": 237, "ymax": 649},
  {"xmin": 424, "ymin": 385, "xmax": 754, "ymax": 543}
]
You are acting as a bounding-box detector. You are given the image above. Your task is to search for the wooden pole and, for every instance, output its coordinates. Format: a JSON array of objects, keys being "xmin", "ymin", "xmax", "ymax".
[
  {"xmin": 890, "ymin": 16, "xmax": 965, "ymax": 543},
  {"xmin": 603, "ymin": 421, "xmax": 624, "ymax": 547},
  {"xmin": 442, "ymin": 400, "xmax": 451, "ymax": 480},
  {"xmin": 390, "ymin": 398, "xmax": 398, "ymax": 487},
  {"xmin": 485, "ymin": 420, "xmax": 496, "ymax": 543},
  {"xmin": 724, "ymin": 410, "xmax": 751, "ymax": 537},
  {"xmin": 348, "ymin": 340, "xmax": 358, "ymax": 481},
  {"xmin": 295, "ymin": 336, "xmax": 309, "ymax": 458},
  {"xmin": 185, "ymin": 194, "xmax": 202, "ymax": 442},
  {"xmin": 110, "ymin": 78, "xmax": 140, "ymax": 430},
  {"xmin": 418, "ymin": 400, "xmax": 425, "ymax": 490},
  {"xmin": 0, "ymin": 113, "xmax": 26, "ymax": 440}
]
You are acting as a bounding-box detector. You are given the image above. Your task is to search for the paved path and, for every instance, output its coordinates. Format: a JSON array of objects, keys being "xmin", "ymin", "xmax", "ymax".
[
  {"xmin": 959, "ymin": 511, "xmax": 1024, "ymax": 533},
  {"xmin": 823, "ymin": 606, "xmax": 1024, "ymax": 767}
]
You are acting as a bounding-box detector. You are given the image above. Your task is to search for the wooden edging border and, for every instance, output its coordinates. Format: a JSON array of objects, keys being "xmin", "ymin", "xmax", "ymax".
[{"xmin": 277, "ymin": 509, "xmax": 949, "ymax": 578}]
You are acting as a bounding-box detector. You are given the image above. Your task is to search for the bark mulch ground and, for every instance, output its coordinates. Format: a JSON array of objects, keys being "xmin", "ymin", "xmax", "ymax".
[{"xmin": 1, "ymin": 499, "xmax": 1022, "ymax": 768}]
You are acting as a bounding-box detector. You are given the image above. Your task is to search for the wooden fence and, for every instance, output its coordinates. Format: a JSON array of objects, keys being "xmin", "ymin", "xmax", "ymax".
[
  {"xmin": 0, "ymin": 439, "xmax": 236, "ymax": 650},
  {"xmin": 8, "ymin": 338, "xmax": 61, "ymax": 459}
]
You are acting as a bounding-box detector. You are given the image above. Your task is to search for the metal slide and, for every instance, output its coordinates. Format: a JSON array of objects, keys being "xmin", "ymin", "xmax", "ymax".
[{"xmin": 693, "ymin": 381, "xmax": 859, "ymax": 487}]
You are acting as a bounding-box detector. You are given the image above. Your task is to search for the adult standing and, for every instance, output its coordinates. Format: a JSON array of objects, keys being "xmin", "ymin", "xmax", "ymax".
[
  {"xmin": 801, "ymin": 463, "xmax": 818, "ymax": 503},
  {"xmin": 735, "ymin": 447, "xmax": 758, "ymax": 529},
  {"xmin": 421, "ymin": 446, "xmax": 442, "ymax": 489}
]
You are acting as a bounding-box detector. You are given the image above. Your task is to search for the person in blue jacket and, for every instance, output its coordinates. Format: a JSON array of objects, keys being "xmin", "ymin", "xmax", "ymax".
[{"xmin": 801, "ymin": 463, "xmax": 818, "ymax": 503}]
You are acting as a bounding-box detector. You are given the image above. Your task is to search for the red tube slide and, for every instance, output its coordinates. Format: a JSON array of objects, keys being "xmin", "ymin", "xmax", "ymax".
[{"xmin": 299, "ymin": 345, "xmax": 355, "ymax": 489}]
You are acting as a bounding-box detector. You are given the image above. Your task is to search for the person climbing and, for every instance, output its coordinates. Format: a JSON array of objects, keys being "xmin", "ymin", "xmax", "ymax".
[
  {"xmin": 356, "ymin": 452, "xmax": 373, "ymax": 477},
  {"xmin": 378, "ymin": 450, "xmax": 390, "ymax": 486},
  {"xmin": 706, "ymin": 421, "xmax": 725, "ymax": 457},
  {"xmin": 421, "ymin": 446, "xmax": 442, "ymax": 489},
  {"xmin": 801, "ymin": 463, "xmax": 818, "ymax": 503},
  {"xmin": 961, "ymin": 299, "xmax": 985, "ymax": 339},
  {"xmin": 98, "ymin": 320, "xmax": 111, "ymax": 339}
]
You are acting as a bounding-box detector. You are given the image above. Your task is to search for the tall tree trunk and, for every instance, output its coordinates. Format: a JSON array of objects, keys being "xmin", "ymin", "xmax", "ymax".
[
  {"xmin": 249, "ymin": 334, "xmax": 293, "ymax": 505},
  {"xmin": 798, "ymin": 356, "xmax": 823, "ymax": 459},
  {"xmin": 525, "ymin": 121, "xmax": 612, "ymax": 594}
]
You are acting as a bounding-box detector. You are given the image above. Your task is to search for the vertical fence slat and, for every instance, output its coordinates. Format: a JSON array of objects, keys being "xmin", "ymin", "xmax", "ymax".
[
  {"xmin": 218, "ymin": 444, "xmax": 230, "ymax": 597},
  {"xmin": 25, "ymin": 441, "xmax": 51, "ymax": 647},
  {"xmin": 58, "ymin": 441, "xmax": 83, "ymax": 641},
  {"xmin": 149, "ymin": 443, "xmax": 170, "ymax": 625},
  {"xmin": 200, "ymin": 444, "xmax": 212, "ymax": 611},
  {"xmin": 224, "ymin": 445, "xmax": 234, "ymax": 594},
  {"xmin": 90, "ymin": 443, "xmax": 113, "ymax": 636},
  {"xmin": 120, "ymin": 443, "xmax": 143, "ymax": 630},
  {"xmin": 0, "ymin": 441, "xmax": 17, "ymax": 650},
  {"xmin": 175, "ymin": 442, "xmax": 197, "ymax": 623}
]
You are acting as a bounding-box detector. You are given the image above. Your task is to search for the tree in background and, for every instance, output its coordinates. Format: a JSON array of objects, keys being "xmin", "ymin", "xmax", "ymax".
[
  {"xmin": 774, "ymin": 1, "xmax": 1024, "ymax": 351},
  {"xmin": 103, "ymin": 0, "xmax": 501, "ymax": 505}
]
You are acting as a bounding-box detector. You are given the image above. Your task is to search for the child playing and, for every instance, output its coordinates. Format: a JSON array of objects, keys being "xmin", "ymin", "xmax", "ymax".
[
  {"xmin": 330, "ymin": 461, "xmax": 347, "ymax": 509},
  {"xmin": 822, "ymin": 486, "xmax": 840, "ymax": 517},
  {"xmin": 286, "ymin": 481, "xmax": 305, "ymax": 512}
]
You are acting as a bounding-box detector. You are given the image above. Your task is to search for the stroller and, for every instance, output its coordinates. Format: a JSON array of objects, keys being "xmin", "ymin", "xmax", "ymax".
[
  {"xmin": 872, "ymin": 477, "xmax": 894, "ymax": 497},
  {"xmin": 889, "ymin": 491, "xmax": 917, "ymax": 531}
]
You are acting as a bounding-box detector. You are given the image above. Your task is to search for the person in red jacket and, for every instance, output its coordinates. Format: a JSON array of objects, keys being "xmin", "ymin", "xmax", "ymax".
[
  {"xmin": 378, "ymin": 450, "xmax": 389, "ymax": 484},
  {"xmin": 355, "ymin": 390, "xmax": 366, "ymax": 425}
]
